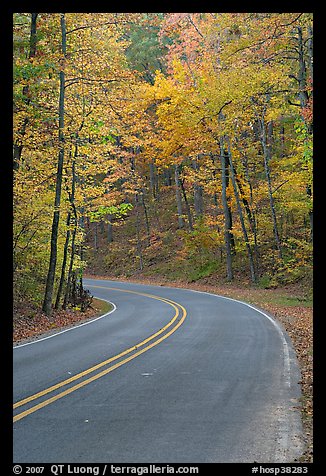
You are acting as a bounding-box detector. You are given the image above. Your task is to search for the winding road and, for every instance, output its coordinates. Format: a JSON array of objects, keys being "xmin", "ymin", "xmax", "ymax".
[{"xmin": 13, "ymin": 279, "xmax": 304, "ymax": 463}]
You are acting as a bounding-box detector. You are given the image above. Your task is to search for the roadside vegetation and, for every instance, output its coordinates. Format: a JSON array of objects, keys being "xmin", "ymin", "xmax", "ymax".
[
  {"xmin": 14, "ymin": 13, "xmax": 313, "ymax": 316},
  {"xmin": 13, "ymin": 298, "xmax": 113, "ymax": 344}
]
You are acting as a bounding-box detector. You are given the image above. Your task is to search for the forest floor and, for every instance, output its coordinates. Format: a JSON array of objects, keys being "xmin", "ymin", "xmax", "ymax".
[
  {"xmin": 13, "ymin": 298, "xmax": 112, "ymax": 344},
  {"xmin": 13, "ymin": 275, "xmax": 313, "ymax": 462}
]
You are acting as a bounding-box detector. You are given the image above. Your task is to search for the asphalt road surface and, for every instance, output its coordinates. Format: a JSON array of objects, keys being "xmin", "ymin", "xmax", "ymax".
[{"xmin": 13, "ymin": 279, "xmax": 304, "ymax": 463}]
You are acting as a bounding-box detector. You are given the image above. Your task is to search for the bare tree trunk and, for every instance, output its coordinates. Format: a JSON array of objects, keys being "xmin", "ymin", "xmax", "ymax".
[
  {"xmin": 62, "ymin": 222, "xmax": 77, "ymax": 310},
  {"xmin": 63, "ymin": 144, "xmax": 78, "ymax": 310},
  {"xmin": 297, "ymin": 26, "xmax": 313, "ymax": 240},
  {"xmin": 42, "ymin": 13, "xmax": 67, "ymax": 316},
  {"xmin": 233, "ymin": 143, "xmax": 260, "ymax": 273},
  {"xmin": 179, "ymin": 177, "xmax": 194, "ymax": 231},
  {"xmin": 209, "ymin": 153, "xmax": 221, "ymax": 232},
  {"xmin": 224, "ymin": 148, "xmax": 236, "ymax": 254},
  {"xmin": 192, "ymin": 157, "xmax": 204, "ymax": 218},
  {"xmin": 227, "ymin": 139, "xmax": 257, "ymax": 283},
  {"xmin": 194, "ymin": 183, "xmax": 204, "ymax": 217},
  {"xmin": 149, "ymin": 160, "xmax": 157, "ymax": 199},
  {"xmin": 135, "ymin": 193, "xmax": 144, "ymax": 271},
  {"xmin": 220, "ymin": 138, "xmax": 233, "ymax": 281},
  {"xmin": 107, "ymin": 214, "xmax": 113, "ymax": 243},
  {"xmin": 280, "ymin": 124, "xmax": 285, "ymax": 158},
  {"xmin": 129, "ymin": 154, "xmax": 144, "ymax": 270},
  {"xmin": 14, "ymin": 13, "xmax": 38, "ymax": 170},
  {"xmin": 307, "ymin": 25, "xmax": 313, "ymax": 86},
  {"xmin": 54, "ymin": 211, "xmax": 71, "ymax": 309},
  {"xmin": 307, "ymin": 184, "xmax": 313, "ymax": 241},
  {"xmin": 259, "ymin": 116, "xmax": 283, "ymax": 260},
  {"xmin": 63, "ymin": 204, "xmax": 78, "ymax": 310},
  {"xmin": 297, "ymin": 26, "xmax": 309, "ymax": 111},
  {"xmin": 141, "ymin": 191, "xmax": 151, "ymax": 246},
  {"xmin": 164, "ymin": 168, "xmax": 172, "ymax": 186},
  {"xmin": 94, "ymin": 222, "xmax": 98, "ymax": 250},
  {"xmin": 174, "ymin": 164, "xmax": 184, "ymax": 229}
]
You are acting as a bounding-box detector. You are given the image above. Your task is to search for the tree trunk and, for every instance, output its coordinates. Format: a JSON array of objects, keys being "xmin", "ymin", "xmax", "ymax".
[
  {"xmin": 164, "ymin": 168, "xmax": 172, "ymax": 186},
  {"xmin": 192, "ymin": 157, "xmax": 204, "ymax": 218},
  {"xmin": 135, "ymin": 193, "xmax": 144, "ymax": 271},
  {"xmin": 179, "ymin": 177, "xmax": 194, "ymax": 231},
  {"xmin": 174, "ymin": 164, "xmax": 184, "ymax": 229},
  {"xmin": 227, "ymin": 139, "xmax": 257, "ymax": 283},
  {"xmin": 107, "ymin": 214, "xmax": 113, "ymax": 243},
  {"xmin": 149, "ymin": 160, "xmax": 157, "ymax": 199},
  {"xmin": 307, "ymin": 25, "xmax": 313, "ymax": 85},
  {"xmin": 13, "ymin": 13, "xmax": 38, "ymax": 170},
  {"xmin": 63, "ymin": 223, "xmax": 77, "ymax": 310},
  {"xmin": 63, "ymin": 200, "xmax": 78, "ymax": 310},
  {"xmin": 307, "ymin": 184, "xmax": 313, "ymax": 241},
  {"xmin": 280, "ymin": 124, "xmax": 285, "ymax": 158},
  {"xmin": 224, "ymin": 149, "xmax": 236, "ymax": 254},
  {"xmin": 297, "ymin": 26, "xmax": 313, "ymax": 239},
  {"xmin": 42, "ymin": 13, "xmax": 67, "ymax": 316},
  {"xmin": 54, "ymin": 211, "xmax": 71, "ymax": 309},
  {"xmin": 141, "ymin": 192, "xmax": 151, "ymax": 246},
  {"xmin": 94, "ymin": 222, "xmax": 98, "ymax": 250},
  {"xmin": 260, "ymin": 116, "xmax": 283, "ymax": 260},
  {"xmin": 220, "ymin": 138, "xmax": 234, "ymax": 281},
  {"xmin": 236, "ymin": 142, "xmax": 260, "ymax": 275},
  {"xmin": 209, "ymin": 153, "xmax": 221, "ymax": 232},
  {"xmin": 297, "ymin": 26, "xmax": 309, "ymax": 111},
  {"xmin": 194, "ymin": 183, "xmax": 204, "ymax": 217}
]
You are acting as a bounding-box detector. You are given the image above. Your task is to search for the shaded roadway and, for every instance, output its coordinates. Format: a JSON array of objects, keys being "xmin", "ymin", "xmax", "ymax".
[{"xmin": 13, "ymin": 279, "xmax": 304, "ymax": 463}]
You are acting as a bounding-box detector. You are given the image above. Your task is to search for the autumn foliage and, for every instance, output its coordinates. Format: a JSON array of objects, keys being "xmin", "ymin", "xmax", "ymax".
[{"xmin": 13, "ymin": 13, "xmax": 313, "ymax": 314}]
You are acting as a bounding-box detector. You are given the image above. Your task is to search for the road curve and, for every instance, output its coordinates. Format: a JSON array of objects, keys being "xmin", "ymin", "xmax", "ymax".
[{"xmin": 13, "ymin": 279, "xmax": 304, "ymax": 463}]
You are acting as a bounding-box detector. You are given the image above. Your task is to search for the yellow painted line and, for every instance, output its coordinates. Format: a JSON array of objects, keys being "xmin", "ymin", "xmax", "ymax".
[
  {"xmin": 13, "ymin": 288, "xmax": 187, "ymax": 422},
  {"xmin": 13, "ymin": 288, "xmax": 179, "ymax": 410}
]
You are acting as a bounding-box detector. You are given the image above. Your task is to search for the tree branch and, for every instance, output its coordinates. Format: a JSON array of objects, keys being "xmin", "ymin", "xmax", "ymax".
[
  {"xmin": 187, "ymin": 15, "xmax": 204, "ymax": 38},
  {"xmin": 65, "ymin": 77, "xmax": 120, "ymax": 88},
  {"xmin": 288, "ymin": 99, "xmax": 301, "ymax": 107},
  {"xmin": 217, "ymin": 100, "xmax": 233, "ymax": 117},
  {"xmin": 272, "ymin": 179, "xmax": 290, "ymax": 195},
  {"xmin": 66, "ymin": 21, "xmax": 122, "ymax": 35}
]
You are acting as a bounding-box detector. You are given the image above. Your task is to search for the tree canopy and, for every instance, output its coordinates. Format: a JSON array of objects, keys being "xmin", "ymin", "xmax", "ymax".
[{"xmin": 13, "ymin": 12, "xmax": 313, "ymax": 315}]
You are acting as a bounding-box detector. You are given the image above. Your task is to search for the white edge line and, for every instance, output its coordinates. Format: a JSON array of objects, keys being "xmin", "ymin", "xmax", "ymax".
[
  {"xmin": 13, "ymin": 299, "xmax": 117, "ymax": 349},
  {"xmin": 188, "ymin": 288, "xmax": 292, "ymax": 388},
  {"xmin": 42, "ymin": 279, "xmax": 292, "ymax": 387},
  {"xmin": 97, "ymin": 280, "xmax": 292, "ymax": 388},
  {"xmin": 184, "ymin": 288, "xmax": 300, "ymax": 459}
]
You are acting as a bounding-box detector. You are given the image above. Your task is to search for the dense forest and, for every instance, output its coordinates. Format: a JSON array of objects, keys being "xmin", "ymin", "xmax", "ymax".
[{"xmin": 13, "ymin": 13, "xmax": 313, "ymax": 316}]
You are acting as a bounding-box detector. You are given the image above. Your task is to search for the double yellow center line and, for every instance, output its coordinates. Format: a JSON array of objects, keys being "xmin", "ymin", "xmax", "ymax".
[{"xmin": 13, "ymin": 287, "xmax": 187, "ymax": 423}]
